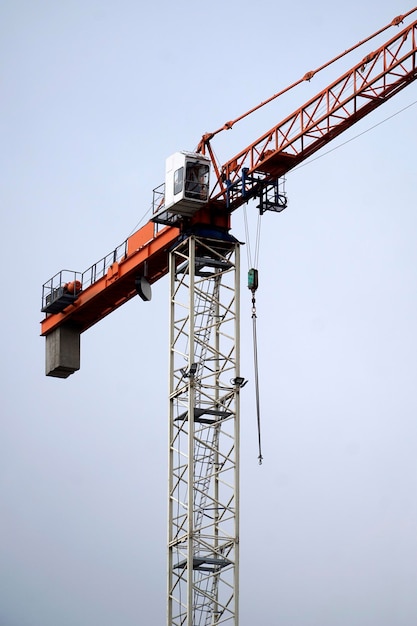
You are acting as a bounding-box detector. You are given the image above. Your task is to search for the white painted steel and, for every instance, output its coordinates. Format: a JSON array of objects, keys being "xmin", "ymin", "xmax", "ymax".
[{"xmin": 168, "ymin": 235, "xmax": 240, "ymax": 626}]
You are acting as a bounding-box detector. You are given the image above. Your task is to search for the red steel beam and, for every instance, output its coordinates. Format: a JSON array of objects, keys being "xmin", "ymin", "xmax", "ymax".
[
  {"xmin": 217, "ymin": 19, "xmax": 417, "ymax": 196},
  {"xmin": 40, "ymin": 223, "xmax": 179, "ymax": 336}
]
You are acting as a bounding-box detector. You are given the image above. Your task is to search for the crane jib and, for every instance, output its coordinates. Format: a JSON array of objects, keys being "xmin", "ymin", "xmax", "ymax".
[{"xmin": 218, "ymin": 17, "xmax": 417, "ymax": 205}]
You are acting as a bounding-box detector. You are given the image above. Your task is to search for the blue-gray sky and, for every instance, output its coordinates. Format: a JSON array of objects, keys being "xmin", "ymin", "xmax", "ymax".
[{"xmin": 1, "ymin": 2, "xmax": 417, "ymax": 625}]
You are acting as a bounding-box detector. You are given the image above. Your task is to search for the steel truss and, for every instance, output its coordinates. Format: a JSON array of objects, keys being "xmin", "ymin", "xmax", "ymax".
[{"xmin": 168, "ymin": 234, "xmax": 240, "ymax": 626}]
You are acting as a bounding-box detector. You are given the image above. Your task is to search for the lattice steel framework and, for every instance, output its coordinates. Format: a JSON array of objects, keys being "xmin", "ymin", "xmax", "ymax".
[{"xmin": 167, "ymin": 233, "xmax": 240, "ymax": 626}]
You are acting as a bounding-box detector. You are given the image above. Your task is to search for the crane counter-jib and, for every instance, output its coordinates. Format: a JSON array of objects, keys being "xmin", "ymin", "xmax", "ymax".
[
  {"xmin": 40, "ymin": 195, "xmax": 233, "ymax": 343},
  {"xmin": 40, "ymin": 222, "xmax": 180, "ymax": 338}
]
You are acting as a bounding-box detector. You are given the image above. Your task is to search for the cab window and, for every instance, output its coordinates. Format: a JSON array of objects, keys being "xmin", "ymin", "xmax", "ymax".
[
  {"xmin": 173, "ymin": 167, "xmax": 184, "ymax": 195},
  {"xmin": 185, "ymin": 163, "xmax": 209, "ymax": 201}
]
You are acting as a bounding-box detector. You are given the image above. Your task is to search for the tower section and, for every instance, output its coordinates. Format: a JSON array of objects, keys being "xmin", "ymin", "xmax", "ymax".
[{"xmin": 167, "ymin": 232, "xmax": 241, "ymax": 626}]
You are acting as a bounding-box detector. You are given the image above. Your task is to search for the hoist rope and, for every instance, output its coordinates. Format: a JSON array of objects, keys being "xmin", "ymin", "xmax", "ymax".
[
  {"xmin": 243, "ymin": 205, "xmax": 263, "ymax": 267},
  {"xmin": 244, "ymin": 207, "xmax": 264, "ymax": 463},
  {"xmin": 254, "ymin": 213, "xmax": 262, "ymax": 269},
  {"xmin": 251, "ymin": 290, "xmax": 263, "ymax": 465},
  {"xmin": 243, "ymin": 205, "xmax": 253, "ymax": 268}
]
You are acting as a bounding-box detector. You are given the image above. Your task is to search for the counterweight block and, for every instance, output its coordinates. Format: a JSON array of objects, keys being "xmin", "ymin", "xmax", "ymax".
[{"xmin": 45, "ymin": 325, "xmax": 81, "ymax": 378}]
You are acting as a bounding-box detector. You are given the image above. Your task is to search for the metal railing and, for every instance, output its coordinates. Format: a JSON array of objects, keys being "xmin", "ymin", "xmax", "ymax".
[
  {"xmin": 41, "ymin": 239, "xmax": 128, "ymax": 312},
  {"xmin": 80, "ymin": 239, "xmax": 128, "ymax": 290}
]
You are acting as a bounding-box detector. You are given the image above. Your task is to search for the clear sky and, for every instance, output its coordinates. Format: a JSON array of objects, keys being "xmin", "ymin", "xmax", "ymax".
[{"xmin": 1, "ymin": 1, "xmax": 417, "ymax": 625}]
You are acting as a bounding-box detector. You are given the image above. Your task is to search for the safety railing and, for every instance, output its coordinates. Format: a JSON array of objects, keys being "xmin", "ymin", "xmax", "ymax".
[
  {"xmin": 80, "ymin": 239, "xmax": 128, "ymax": 290},
  {"xmin": 41, "ymin": 270, "xmax": 83, "ymax": 314},
  {"xmin": 41, "ymin": 239, "xmax": 128, "ymax": 314}
]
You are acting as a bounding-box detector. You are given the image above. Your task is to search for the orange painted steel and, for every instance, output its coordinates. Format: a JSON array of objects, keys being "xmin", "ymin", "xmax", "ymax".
[
  {"xmin": 197, "ymin": 9, "xmax": 417, "ymax": 151},
  {"xmin": 40, "ymin": 223, "xmax": 179, "ymax": 336},
  {"xmin": 208, "ymin": 17, "xmax": 417, "ymax": 205}
]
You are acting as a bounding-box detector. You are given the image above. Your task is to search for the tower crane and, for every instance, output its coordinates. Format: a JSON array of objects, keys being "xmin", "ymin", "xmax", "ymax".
[{"xmin": 40, "ymin": 10, "xmax": 417, "ymax": 626}]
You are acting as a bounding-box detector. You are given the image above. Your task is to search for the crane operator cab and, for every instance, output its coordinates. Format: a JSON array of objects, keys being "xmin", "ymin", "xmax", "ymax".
[{"xmin": 153, "ymin": 151, "xmax": 210, "ymax": 224}]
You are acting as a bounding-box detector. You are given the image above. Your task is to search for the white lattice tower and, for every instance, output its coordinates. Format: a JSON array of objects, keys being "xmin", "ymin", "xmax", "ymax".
[{"xmin": 167, "ymin": 233, "xmax": 241, "ymax": 626}]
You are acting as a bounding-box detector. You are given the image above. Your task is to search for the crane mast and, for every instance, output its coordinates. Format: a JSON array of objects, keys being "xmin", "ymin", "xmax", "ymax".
[
  {"xmin": 40, "ymin": 11, "xmax": 417, "ymax": 626},
  {"xmin": 168, "ymin": 234, "xmax": 240, "ymax": 626}
]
